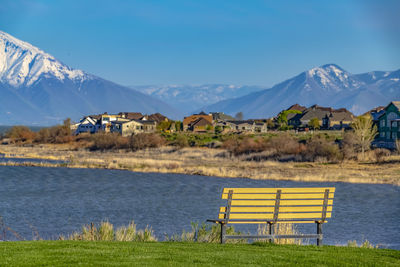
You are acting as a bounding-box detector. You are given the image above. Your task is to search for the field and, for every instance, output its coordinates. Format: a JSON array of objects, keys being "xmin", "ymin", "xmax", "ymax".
[
  {"xmin": 1, "ymin": 144, "xmax": 400, "ymax": 185},
  {"xmin": 0, "ymin": 241, "xmax": 399, "ymax": 266}
]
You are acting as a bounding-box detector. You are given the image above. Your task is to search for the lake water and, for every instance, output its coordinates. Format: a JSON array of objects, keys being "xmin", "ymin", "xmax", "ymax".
[{"xmin": 0, "ymin": 166, "xmax": 399, "ymax": 249}]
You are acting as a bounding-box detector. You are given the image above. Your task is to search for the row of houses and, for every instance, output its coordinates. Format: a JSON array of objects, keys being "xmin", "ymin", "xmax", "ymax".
[
  {"xmin": 71, "ymin": 101, "xmax": 400, "ymax": 146},
  {"xmin": 72, "ymin": 112, "xmax": 168, "ymax": 136},
  {"xmin": 280, "ymin": 104, "xmax": 355, "ymax": 130},
  {"xmin": 182, "ymin": 112, "xmax": 268, "ymax": 133}
]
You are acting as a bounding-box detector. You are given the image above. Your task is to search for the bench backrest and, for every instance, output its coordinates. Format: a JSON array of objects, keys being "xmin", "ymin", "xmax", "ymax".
[{"xmin": 219, "ymin": 187, "xmax": 335, "ymax": 224}]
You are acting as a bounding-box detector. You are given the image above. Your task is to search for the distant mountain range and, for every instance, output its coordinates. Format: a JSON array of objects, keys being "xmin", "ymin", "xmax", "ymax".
[
  {"xmin": 131, "ymin": 84, "xmax": 263, "ymax": 114},
  {"xmin": 0, "ymin": 31, "xmax": 182, "ymax": 125},
  {"xmin": 200, "ymin": 64, "xmax": 400, "ymax": 118},
  {"xmin": 1, "ymin": 31, "xmax": 398, "ymax": 125}
]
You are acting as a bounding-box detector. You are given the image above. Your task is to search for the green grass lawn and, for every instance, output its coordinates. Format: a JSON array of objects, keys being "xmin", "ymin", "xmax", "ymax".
[{"xmin": 0, "ymin": 241, "xmax": 399, "ymax": 266}]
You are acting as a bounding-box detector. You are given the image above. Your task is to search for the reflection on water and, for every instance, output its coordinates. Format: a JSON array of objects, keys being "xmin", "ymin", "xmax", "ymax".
[{"xmin": 0, "ymin": 166, "xmax": 399, "ymax": 249}]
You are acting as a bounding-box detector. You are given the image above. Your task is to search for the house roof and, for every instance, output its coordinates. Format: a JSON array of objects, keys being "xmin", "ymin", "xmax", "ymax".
[
  {"xmin": 292, "ymin": 105, "xmax": 354, "ymax": 122},
  {"xmin": 146, "ymin": 113, "xmax": 169, "ymax": 123},
  {"xmin": 190, "ymin": 117, "xmax": 212, "ymax": 127},
  {"xmin": 286, "ymin": 104, "xmax": 307, "ymax": 112},
  {"xmin": 183, "ymin": 114, "xmax": 213, "ymax": 125},
  {"xmin": 391, "ymin": 101, "xmax": 400, "ymax": 110},
  {"xmin": 80, "ymin": 116, "xmax": 97, "ymax": 125},
  {"xmin": 326, "ymin": 111, "xmax": 354, "ymax": 122},
  {"xmin": 88, "ymin": 114, "xmax": 102, "ymax": 120},
  {"xmin": 118, "ymin": 112, "xmax": 144, "ymax": 120},
  {"xmin": 377, "ymin": 101, "xmax": 400, "ymax": 119}
]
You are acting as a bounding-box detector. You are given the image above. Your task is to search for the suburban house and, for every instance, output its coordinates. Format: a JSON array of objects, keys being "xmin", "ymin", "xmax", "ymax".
[
  {"xmin": 288, "ymin": 105, "xmax": 354, "ymax": 129},
  {"xmin": 110, "ymin": 120, "xmax": 157, "ymax": 137},
  {"xmin": 75, "ymin": 116, "xmax": 100, "ymax": 134},
  {"xmin": 183, "ymin": 112, "xmax": 213, "ymax": 131},
  {"xmin": 283, "ymin": 104, "xmax": 307, "ymax": 122},
  {"xmin": 376, "ymin": 101, "xmax": 400, "ymax": 146},
  {"xmin": 364, "ymin": 106, "xmax": 386, "ymax": 129}
]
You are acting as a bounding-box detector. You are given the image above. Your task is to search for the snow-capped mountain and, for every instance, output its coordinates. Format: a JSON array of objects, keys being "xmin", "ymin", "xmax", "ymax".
[
  {"xmin": 0, "ymin": 31, "xmax": 182, "ymax": 125},
  {"xmin": 201, "ymin": 64, "xmax": 400, "ymax": 118},
  {"xmin": 131, "ymin": 84, "xmax": 263, "ymax": 114},
  {"xmin": 0, "ymin": 31, "xmax": 87, "ymax": 87}
]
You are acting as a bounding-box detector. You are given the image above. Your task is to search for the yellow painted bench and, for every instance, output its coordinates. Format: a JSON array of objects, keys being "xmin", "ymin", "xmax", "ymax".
[{"xmin": 207, "ymin": 187, "xmax": 335, "ymax": 245}]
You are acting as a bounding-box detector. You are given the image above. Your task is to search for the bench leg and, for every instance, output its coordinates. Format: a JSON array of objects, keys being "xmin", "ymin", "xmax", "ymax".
[
  {"xmin": 268, "ymin": 222, "xmax": 273, "ymax": 243},
  {"xmin": 316, "ymin": 222, "xmax": 322, "ymax": 246},
  {"xmin": 220, "ymin": 223, "xmax": 226, "ymax": 244}
]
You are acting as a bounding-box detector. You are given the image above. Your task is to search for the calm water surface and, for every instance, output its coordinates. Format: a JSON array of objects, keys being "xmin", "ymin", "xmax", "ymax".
[{"xmin": 0, "ymin": 166, "xmax": 399, "ymax": 249}]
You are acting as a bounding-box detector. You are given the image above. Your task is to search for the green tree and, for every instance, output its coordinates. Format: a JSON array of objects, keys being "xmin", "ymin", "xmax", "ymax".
[
  {"xmin": 214, "ymin": 125, "xmax": 223, "ymax": 134},
  {"xmin": 351, "ymin": 114, "xmax": 378, "ymax": 159},
  {"xmin": 309, "ymin": 118, "xmax": 320, "ymax": 130},
  {"xmin": 157, "ymin": 121, "xmax": 172, "ymax": 132},
  {"xmin": 276, "ymin": 110, "xmax": 302, "ymax": 130},
  {"xmin": 175, "ymin": 121, "xmax": 182, "ymax": 132}
]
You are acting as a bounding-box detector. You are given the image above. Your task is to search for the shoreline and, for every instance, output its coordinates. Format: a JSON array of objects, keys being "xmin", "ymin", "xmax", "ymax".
[{"xmin": 1, "ymin": 144, "xmax": 399, "ymax": 186}]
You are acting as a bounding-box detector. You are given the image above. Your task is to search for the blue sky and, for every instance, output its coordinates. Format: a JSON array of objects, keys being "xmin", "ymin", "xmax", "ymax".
[{"xmin": 1, "ymin": 0, "xmax": 399, "ymax": 86}]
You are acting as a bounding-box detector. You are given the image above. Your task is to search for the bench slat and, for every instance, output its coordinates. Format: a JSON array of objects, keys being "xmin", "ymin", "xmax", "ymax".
[
  {"xmin": 219, "ymin": 212, "xmax": 332, "ymax": 219},
  {"xmin": 219, "ymin": 206, "xmax": 333, "ymax": 213},
  {"xmin": 222, "ymin": 193, "xmax": 334, "ymax": 200},
  {"xmin": 223, "ymin": 187, "xmax": 335, "ymax": 194},
  {"xmin": 232, "ymin": 199, "xmax": 333, "ymax": 206},
  {"xmin": 230, "ymin": 199, "xmax": 334, "ymax": 206}
]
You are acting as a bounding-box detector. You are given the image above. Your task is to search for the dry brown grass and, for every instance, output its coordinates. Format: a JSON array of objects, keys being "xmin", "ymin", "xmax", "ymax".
[
  {"xmin": 1, "ymin": 144, "xmax": 399, "ymax": 185},
  {"xmin": 257, "ymin": 223, "xmax": 303, "ymax": 245}
]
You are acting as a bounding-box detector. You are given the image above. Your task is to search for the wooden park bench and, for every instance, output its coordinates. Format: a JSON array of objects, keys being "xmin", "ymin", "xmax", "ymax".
[{"xmin": 207, "ymin": 187, "xmax": 335, "ymax": 245}]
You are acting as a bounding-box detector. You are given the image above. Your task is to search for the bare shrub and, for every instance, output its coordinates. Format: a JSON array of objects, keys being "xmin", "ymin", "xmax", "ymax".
[
  {"xmin": 266, "ymin": 133, "xmax": 304, "ymax": 158},
  {"xmin": 340, "ymin": 131, "xmax": 358, "ymax": 160},
  {"xmin": 222, "ymin": 137, "xmax": 240, "ymax": 156},
  {"xmin": 372, "ymin": 148, "xmax": 391, "ymax": 163},
  {"xmin": 90, "ymin": 133, "xmax": 129, "ymax": 151},
  {"xmin": 222, "ymin": 137, "xmax": 266, "ymax": 156},
  {"xmin": 257, "ymin": 223, "xmax": 302, "ymax": 245},
  {"xmin": 130, "ymin": 133, "xmax": 165, "ymax": 151},
  {"xmin": 302, "ymin": 135, "xmax": 342, "ymax": 162},
  {"xmin": 35, "ymin": 119, "xmax": 74, "ymax": 144},
  {"xmin": 5, "ymin": 126, "xmax": 36, "ymax": 143}
]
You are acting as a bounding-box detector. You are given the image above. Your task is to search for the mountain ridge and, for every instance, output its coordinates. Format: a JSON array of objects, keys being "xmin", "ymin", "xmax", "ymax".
[
  {"xmin": 0, "ymin": 30, "xmax": 182, "ymax": 125},
  {"xmin": 199, "ymin": 64, "xmax": 400, "ymax": 118}
]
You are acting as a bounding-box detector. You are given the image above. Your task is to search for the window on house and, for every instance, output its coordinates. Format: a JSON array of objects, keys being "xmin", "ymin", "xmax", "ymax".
[
  {"xmin": 380, "ymin": 132, "xmax": 385, "ymax": 138},
  {"xmin": 381, "ymin": 120, "xmax": 385, "ymax": 127}
]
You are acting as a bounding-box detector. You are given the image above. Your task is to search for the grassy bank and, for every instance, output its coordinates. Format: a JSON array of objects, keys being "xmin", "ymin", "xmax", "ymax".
[
  {"xmin": 0, "ymin": 241, "xmax": 399, "ymax": 266},
  {"xmin": 1, "ymin": 144, "xmax": 400, "ymax": 185}
]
